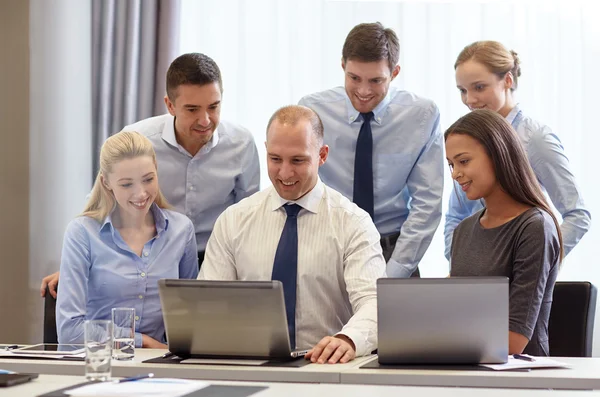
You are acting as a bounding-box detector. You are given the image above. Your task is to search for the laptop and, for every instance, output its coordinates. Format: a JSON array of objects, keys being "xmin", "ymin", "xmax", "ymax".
[
  {"xmin": 158, "ymin": 279, "xmax": 309, "ymax": 360},
  {"xmin": 377, "ymin": 277, "xmax": 508, "ymax": 365}
]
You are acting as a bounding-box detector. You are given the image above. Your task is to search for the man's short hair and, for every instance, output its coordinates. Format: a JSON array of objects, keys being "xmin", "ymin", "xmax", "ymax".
[
  {"xmin": 166, "ymin": 53, "xmax": 223, "ymax": 101},
  {"xmin": 342, "ymin": 22, "xmax": 400, "ymax": 71},
  {"xmin": 266, "ymin": 105, "xmax": 324, "ymax": 147}
]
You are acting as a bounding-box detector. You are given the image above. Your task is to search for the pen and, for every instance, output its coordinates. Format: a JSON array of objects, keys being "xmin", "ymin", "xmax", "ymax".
[
  {"xmin": 113, "ymin": 373, "xmax": 154, "ymax": 383},
  {"xmin": 161, "ymin": 351, "xmax": 174, "ymax": 359},
  {"xmin": 513, "ymin": 354, "xmax": 535, "ymax": 362},
  {"xmin": 3, "ymin": 345, "xmax": 18, "ymax": 350}
]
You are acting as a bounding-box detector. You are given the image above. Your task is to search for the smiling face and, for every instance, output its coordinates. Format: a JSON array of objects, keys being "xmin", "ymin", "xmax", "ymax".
[
  {"xmin": 455, "ymin": 59, "xmax": 514, "ymax": 117},
  {"xmin": 445, "ymin": 133, "xmax": 500, "ymax": 201},
  {"xmin": 343, "ymin": 59, "xmax": 399, "ymax": 113},
  {"xmin": 164, "ymin": 83, "xmax": 222, "ymax": 155},
  {"xmin": 102, "ymin": 155, "xmax": 159, "ymax": 222},
  {"xmin": 266, "ymin": 118, "xmax": 328, "ymax": 201}
]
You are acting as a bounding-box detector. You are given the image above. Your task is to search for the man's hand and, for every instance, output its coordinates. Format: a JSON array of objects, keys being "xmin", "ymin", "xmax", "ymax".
[
  {"xmin": 40, "ymin": 272, "xmax": 60, "ymax": 298},
  {"xmin": 305, "ymin": 334, "xmax": 356, "ymax": 364},
  {"xmin": 141, "ymin": 334, "xmax": 168, "ymax": 349}
]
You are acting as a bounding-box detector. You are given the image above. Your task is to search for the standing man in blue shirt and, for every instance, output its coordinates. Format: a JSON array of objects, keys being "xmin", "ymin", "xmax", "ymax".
[
  {"xmin": 41, "ymin": 53, "xmax": 260, "ymax": 297},
  {"xmin": 299, "ymin": 22, "xmax": 443, "ymax": 278}
]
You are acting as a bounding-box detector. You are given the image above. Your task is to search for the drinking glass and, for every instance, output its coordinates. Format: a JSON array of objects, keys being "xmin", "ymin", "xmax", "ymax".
[
  {"xmin": 111, "ymin": 307, "xmax": 136, "ymax": 360},
  {"xmin": 84, "ymin": 319, "xmax": 113, "ymax": 381}
]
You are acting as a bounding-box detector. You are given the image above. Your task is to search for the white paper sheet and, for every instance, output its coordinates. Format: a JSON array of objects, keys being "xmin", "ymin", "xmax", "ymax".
[
  {"xmin": 480, "ymin": 355, "xmax": 571, "ymax": 371},
  {"xmin": 65, "ymin": 378, "xmax": 209, "ymax": 397},
  {"xmin": 0, "ymin": 351, "xmax": 85, "ymax": 359}
]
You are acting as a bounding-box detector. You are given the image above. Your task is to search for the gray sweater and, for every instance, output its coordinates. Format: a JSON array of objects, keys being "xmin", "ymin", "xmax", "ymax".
[{"xmin": 450, "ymin": 207, "xmax": 560, "ymax": 356}]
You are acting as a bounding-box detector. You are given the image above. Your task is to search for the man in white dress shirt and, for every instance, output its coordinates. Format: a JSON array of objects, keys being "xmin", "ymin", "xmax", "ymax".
[{"xmin": 199, "ymin": 105, "xmax": 386, "ymax": 364}]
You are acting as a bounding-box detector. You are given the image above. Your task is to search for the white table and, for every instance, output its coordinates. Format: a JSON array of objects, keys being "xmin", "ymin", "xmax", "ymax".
[
  {"xmin": 0, "ymin": 349, "xmax": 371, "ymax": 384},
  {"xmin": 3, "ymin": 374, "xmax": 600, "ymax": 397},
  {"xmin": 4, "ymin": 350, "xmax": 600, "ymax": 390},
  {"xmin": 341, "ymin": 356, "xmax": 600, "ymax": 390}
]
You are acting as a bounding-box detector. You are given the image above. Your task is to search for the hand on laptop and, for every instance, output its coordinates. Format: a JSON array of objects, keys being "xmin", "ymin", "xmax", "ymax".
[
  {"xmin": 142, "ymin": 334, "xmax": 168, "ymax": 349},
  {"xmin": 40, "ymin": 272, "xmax": 60, "ymax": 298},
  {"xmin": 305, "ymin": 334, "xmax": 356, "ymax": 364}
]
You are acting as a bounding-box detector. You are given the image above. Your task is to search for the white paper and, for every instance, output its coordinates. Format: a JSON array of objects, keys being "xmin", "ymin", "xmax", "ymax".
[
  {"xmin": 0, "ymin": 350, "xmax": 85, "ymax": 359},
  {"xmin": 480, "ymin": 355, "xmax": 571, "ymax": 371},
  {"xmin": 65, "ymin": 378, "xmax": 209, "ymax": 397},
  {"xmin": 181, "ymin": 358, "xmax": 268, "ymax": 366}
]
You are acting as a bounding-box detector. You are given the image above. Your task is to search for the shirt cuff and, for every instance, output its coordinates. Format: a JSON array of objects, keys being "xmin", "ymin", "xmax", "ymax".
[
  {"xmin": 134, "ymin": 332, "xmax": 143, "ymax": 348},
  {"xmin": 386, "ymin": 258, "xmax": 414, "ymax": 278},
  {"xmin": 336, "ymin": 329, "xmax": 368, "ymax": 357}
]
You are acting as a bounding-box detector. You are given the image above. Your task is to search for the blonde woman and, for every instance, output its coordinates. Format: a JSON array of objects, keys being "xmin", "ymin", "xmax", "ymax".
[
  {"xmin": 444, "ymin": 40, "xmax": 590, "ymax": 260},
  {"xmin": 56, "ymin": 131, "xmax": 198, "ymax": 348}
]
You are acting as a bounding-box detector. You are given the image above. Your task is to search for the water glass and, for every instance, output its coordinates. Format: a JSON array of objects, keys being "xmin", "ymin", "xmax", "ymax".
[
  {"xmin": 111, "ymin": 307, "xmax": 135, "ymax": 360},
  {"xmin": 84, "ymin": 319, "xmax": 113, "ymax": 381}
]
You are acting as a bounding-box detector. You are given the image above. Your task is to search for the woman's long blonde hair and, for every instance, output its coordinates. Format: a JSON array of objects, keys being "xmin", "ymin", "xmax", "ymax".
[{"xmin": 82, "ymin": 131, "xmax": 169, "ymax": 222}]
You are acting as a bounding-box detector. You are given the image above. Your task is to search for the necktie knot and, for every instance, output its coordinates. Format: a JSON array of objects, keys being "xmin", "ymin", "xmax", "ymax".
[
  {"xmin": 284, "ymin": 204, "xmax": 302, "ymax": 218},
  {"xmin": 361, "ymin": 112, "xmax": 374, "ymax": 122}
]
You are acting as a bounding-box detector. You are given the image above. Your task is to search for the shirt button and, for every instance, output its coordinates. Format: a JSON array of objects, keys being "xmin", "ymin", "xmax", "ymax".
[
  {"xmin": 140, "ymin": 272, "xmax": 146, "ymax": 277},
  {"xmin": 138, "ymin": 295, "xmax": 143, "ymax": 299},
  {"xmin": 143, "ymin": 251, "xmax": 149, "ymax": 257},
  {"xmin": 135, "ymin": 315, "xmax": 140, "ymax": 321},
  {"xmin": 377, "ymin": 117, "xmax": 381, "ymax": 122},
  {"xmin": 188, "ymin": 185, "xmax": 194, "ymax": 191}
]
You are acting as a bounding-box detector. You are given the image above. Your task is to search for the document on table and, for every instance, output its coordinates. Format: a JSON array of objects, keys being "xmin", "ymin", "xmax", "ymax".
[
  {"xmin": 480, "ymin": 355, "xmax": 570, "ymax": 371},
  {"xmin": 64, "ymin": 378, "xmax": 209, "ymax": 397},
  {"xmin": 0, "ymin": 350, "xmax": 85, "ymax": 359}
]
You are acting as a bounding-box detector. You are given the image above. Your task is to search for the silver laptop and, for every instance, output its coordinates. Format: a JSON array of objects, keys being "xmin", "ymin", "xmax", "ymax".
[
  {"xmin": 158, "ymin": 279, "xmax": 308, "ymax": 360},
  {"xmin": 377, "ymin": 277, "xmax": 508, "ymax": 365}
]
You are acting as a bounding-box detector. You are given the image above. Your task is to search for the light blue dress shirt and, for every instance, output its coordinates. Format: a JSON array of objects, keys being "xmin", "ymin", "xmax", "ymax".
[
  {"xmin": 300, "ymin": 86, "xmax": 444, "ymax": 278},
  {"xmin": 444, "ymin": 105, "xmax": 591, "ymax": 260},
  {"xmin": 56, "ymin": 204, "xmax": 199, "ymax": 347},
  {"xmin": 124, "ymin": 114, "xmax": 260, "ymax": 251}
]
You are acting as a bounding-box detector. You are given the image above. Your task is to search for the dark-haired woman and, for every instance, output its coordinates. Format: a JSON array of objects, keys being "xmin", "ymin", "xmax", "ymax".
[{"xmin": 446, "ymin": 109, "xmax": 561, "ymax": 356}]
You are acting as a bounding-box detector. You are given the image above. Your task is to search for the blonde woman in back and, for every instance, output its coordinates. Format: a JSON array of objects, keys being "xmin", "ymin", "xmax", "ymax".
[
  {"xmin": 56, "ymin": 131, "xmax": 198, "ymax": 348},
  {"xmin": 444, "ymin": 40, "xmax": 590, "ymax": 260}
]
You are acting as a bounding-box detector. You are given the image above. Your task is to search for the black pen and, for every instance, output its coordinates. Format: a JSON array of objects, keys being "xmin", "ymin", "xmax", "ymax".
[
  {"xmin": 161, "ymin": 351, "xmax": 174, "ymax": 359},
  {"xmin": 3, "ymin": 345, "xmax": 18, "ymax": 351},
  {"xmin": 513, "ymin": 354, "xmax": 535, "ymax": 362},
  {"xmin": 113, "ymin": 373, "xmax": 154, "ymax": 383}
]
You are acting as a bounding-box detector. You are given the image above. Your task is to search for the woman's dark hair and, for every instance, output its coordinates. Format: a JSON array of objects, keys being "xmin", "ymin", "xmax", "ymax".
[{"xmin": 445, "ymin": 109, "xmax": 563, "ymax": 261}]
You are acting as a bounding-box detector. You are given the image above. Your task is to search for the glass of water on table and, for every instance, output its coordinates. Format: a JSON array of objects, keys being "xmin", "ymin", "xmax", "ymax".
[
  {"xmin": 112, "ymin": 307, "xmax": 136, "ymax": 360},
  {"xmin": 84, "ymin": 319, "xmax": 113, "ymax": 381}
]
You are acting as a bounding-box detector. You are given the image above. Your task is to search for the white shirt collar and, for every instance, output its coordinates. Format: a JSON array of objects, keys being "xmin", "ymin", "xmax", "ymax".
[{"xmin": 269, "ymin": 178, "xmax": 325, "ymax": 214}]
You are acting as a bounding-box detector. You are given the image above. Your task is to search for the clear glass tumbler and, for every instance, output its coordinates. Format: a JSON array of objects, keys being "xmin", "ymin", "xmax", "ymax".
[
  {"xmin": 84, "ymin": 319, "xmax": 113, "ymax": 381},
  {"xmin": 111, "ymin": 307, "xmax": 135, "ymax": 360}
]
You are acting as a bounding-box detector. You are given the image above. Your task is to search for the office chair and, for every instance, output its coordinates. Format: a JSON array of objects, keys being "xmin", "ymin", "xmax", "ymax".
[
  {"xmin": 548, "ymin": 281, "xmax": 597, "ymax": 357},
  {"xmin": 43, "ymin": 284, "xmax": 58, "ymax": 344}
]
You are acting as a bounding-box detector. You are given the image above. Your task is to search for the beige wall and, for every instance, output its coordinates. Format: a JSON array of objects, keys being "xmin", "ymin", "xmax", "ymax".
[{"xmin": 0, "ymin": 0, "xmax": 31, "ymax": 342}]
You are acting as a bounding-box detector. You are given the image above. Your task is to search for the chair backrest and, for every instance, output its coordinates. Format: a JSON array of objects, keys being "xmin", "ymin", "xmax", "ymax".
[
  {"xmin": 43, "ymin": 285, "xmax": 58, "ymax": 344},
  {"xmin": 548, "ymin": 281, "xmax": 597, "ymax": 357}
]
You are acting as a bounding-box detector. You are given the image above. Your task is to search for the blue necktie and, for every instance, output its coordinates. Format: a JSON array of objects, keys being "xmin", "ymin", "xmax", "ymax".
[
  {"xmin": 271, "ymin": 204, "xmax": 302, "ymax": 349},
  {"xmin": 353, "ymin": 112, "xmax": 375, "ymax": 219}
]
